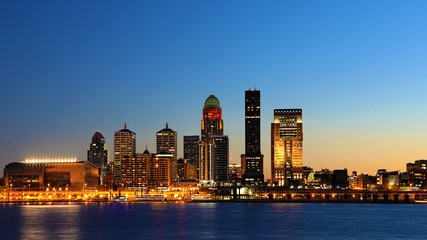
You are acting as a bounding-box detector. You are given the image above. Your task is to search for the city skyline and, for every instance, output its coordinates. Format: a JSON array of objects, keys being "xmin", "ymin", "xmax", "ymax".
[{"xmin": 2, "ymin": 1, "xmax": 427, "ymax": 178}]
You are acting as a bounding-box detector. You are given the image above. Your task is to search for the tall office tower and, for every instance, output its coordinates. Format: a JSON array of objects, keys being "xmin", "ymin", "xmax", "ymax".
[
  {"xmin": 87, "ymin": 131, "xmax": 109, "ymax": 185},
  {"xmin": 184, "ymin": 135, "xmax": 200, "ymax": 165},
  {"xmin": 271, "ymin": 109, "xmax": 303, "ymax": 186},
  {"xmin": 212, "ymin": 135, "xmax": 229, "ymax": 182},
  {"xmin": 201, "ymin": 94, "xmax": 223, "ymax": 140},
  {"xmin": 156, "ymin": 122, "xmax": 177, "ymax": 160},
  {"xmin": 114, "ymin": 123, "xmax": 136, "ymax": 182},
  {"xmin": 242, "ymin": 89, "xmax": 264, "ymax": 185}
]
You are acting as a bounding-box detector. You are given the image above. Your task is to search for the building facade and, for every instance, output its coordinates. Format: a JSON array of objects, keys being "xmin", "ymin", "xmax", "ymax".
[
  {"xmin": 119, "ymin": 153, "xmax": 147, "ymax": 189},
  {"xmin": 199, "ymin": 140, "xmax": 214, "ymax": 182},
  {"xmin": 114, "ymin": 123, "xmax": 136, "ymax": 182},
  {"xmin": 212, "ymin": 135, "xmax": 229, "ymax": 182},
  {"xmin": 271, "ymin": 109, "xmax": 303, "ymax": 186},
  {"xmin": 4, "ymin": 158, "xmax": 99, "ymax": 191},
  {"xmin": 87, "ymin": 131, "xmax": 109, "ymax": 184},
  {"xmin": 242, "ymin": 89, "xmax": 264, "ymax": 185},
  {"xmin": 156, "ymin": 122, "xmax": 177, "ymax": 160},
  {"xmin": 118, "ymin": 150, "xmax": 174, "ymax": 189}
]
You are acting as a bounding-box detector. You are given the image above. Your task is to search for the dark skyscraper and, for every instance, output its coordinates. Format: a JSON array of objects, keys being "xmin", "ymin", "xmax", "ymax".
[
  {"xmin": 201, "ymin": 94, "xmax": 223, "ymax": 140},
  {"xmin": 88, "ymin": 131, "xmax": 109, "ymax": 184},
  {"xmin": 212, "ymin": 135, "xmax": 229, "ymax": 182},
  {"xmin": 184, "ymin": 135, "xmax": 199, "ymax": 165},
  {"xmin": 242, "ymin": 89, "xmax": 264, "ymax": 185}
]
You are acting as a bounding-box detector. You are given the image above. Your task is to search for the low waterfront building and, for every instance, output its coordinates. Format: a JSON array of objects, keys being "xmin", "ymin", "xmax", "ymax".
[
  {"xmin": 376, "ymin": 169, "xmax": 400, "ymax": 190},
  {"xmin": 4, "ymin": 158, "xmax": 99, "ymax": 191},
  {"xmin": 228, "ymin": 163, "xmax": 242, "ymax": 182}
]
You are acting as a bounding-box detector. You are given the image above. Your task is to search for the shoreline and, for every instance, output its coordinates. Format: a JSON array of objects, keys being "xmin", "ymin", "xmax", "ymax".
[{"xmin": 0, "ymin": 199, "xmax": 420, "ymax": 204}]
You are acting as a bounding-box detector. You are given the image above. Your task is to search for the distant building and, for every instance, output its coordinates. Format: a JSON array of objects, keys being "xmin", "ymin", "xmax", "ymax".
[
  {"xmin": 185, "ymin": 163, "xmax": 198, "ymax": 179},
  {"xmin": 156, "ymin": 122, "xmax": 177, "ymax": 160},
  {"xmin": 242, "ymin": 89, "xmax": 264, "ymax": 185},
  {"xmin": 4, "ymin": 158, "xmax": 99, "ymax": 191},
  {"xmin": 271, "ymin": 109, "xmax": 303, "ymax": 186},
  {"xmin": 333, "ymin": 169, "xmax": 349, "ymax": 189},
  {"xmin": 349, "ymin": 171, "xmax": 375, "ymax": 190},
  {"xmin": 87, "ymin": 131, "xmax": 109, "ymax": 185},
  {"xmin": 310, "ymin": 169, "xmax": 348, "ymax": 189},
  {"xmin": 184, "ymin": 135, "xmax": 200, "ymax": 165},
  {"xmin": 376, "ymin": 169, "xmax": 400, "ymax": 190},
  {"xmin": 405, "ymin": 160, "xmax": 427, "ymax": 188},
  {"xmin": 177, "ymin": 158, "xmax": 186, "ymax": 179},
  {"xmin": 229, "ymin": 163, "xmax": 242, "ymax": 181},
  {"xmin": 114, "ymin": 123, "xmax": 136, "ymax": 182}
]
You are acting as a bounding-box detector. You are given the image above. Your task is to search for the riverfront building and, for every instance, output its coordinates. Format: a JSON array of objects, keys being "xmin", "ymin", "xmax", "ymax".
[
  {"xmin": 271, "ymin": 109, "xmax": 303, "ymax": 186},
  {"xmin": 4, "ymin": 157, "xmax": 99, "ymax": 191}
]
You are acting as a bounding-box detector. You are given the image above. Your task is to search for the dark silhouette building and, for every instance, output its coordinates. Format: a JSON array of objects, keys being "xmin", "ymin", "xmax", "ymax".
[
  {"xmin": 242, "ymin": 89, "xmax": 264, "ymax": 185},
  {"xmin": 87, "ymin": 131, "xmax": 109, "ymax": 184},
  {"xmin": 184, "ymin": 135, "xmax": 200, "ymax": 165},
  {"xmin": 212, "ymin": 135, "xmax": 229, "ymax": 182}
]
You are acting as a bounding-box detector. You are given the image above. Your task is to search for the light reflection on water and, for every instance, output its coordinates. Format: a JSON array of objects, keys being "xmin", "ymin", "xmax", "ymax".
[
  {"xmin": 1, "ymin": 203, "xmax": 426, "ymax": 239},
  {"xmin": 20, "ymin": 204, "xmax": 81, "ymax": 240}
]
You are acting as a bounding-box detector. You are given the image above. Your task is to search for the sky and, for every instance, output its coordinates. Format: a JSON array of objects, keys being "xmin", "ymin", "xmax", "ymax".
[{"xmin": 1, "ymin": 1, "xmax": 427, "ymax": 179}]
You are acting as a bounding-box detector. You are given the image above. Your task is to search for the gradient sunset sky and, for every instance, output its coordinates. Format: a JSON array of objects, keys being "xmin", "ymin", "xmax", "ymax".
[{"xmin": 1, "ymin": 1, "xmax": 427, "ymax": 178}]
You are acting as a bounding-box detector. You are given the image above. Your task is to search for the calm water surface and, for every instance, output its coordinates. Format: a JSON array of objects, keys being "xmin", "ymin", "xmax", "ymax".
[{"xmin": 0, "ymin": 202, "xmax": 426, "ymax": 239}]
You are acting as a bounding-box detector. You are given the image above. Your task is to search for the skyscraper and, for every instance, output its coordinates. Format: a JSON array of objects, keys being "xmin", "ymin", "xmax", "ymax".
[
  {"xmin": 242, "ymin": 89, "xmax": 264, "ymax": 185},
  {"xmin": 184, "ymin": 135, "xmax": 200, "ymax": 165},
  {"xmin": 199, "ymin": 95, "xmax": 229, "ymax": 184},
  {"xmin": 87, "ymin": 131, "xmax": 109, "ymax": 184},
  {"xmin": 114, "ymin": 123, "xmax": 136, "ymax": 182},
  {"xmin": 271, "ymin": 109, "xmax": 303, "ymax": 186},
  {"xmin": 156, "ymin": 122, "xmax": 177, "ymax": 160},
  {"xmin": 201, "ymin": 94, "xmax": 223, "ymax": 140}
]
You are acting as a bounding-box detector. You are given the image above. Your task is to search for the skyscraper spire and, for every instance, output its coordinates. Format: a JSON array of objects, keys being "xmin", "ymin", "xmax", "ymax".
[
  {"xmin": 124, "ymin": 122, "xmax": 127, "ymax": 129},
  {"xmin": 166, "ymin": 122, "xmax": 169, "ymax": 129}
]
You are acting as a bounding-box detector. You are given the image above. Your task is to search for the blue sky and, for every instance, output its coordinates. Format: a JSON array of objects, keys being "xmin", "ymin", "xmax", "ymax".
[{"xmin": 1, "ymin": 1, "xmax": 427, "ymax": 178}]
